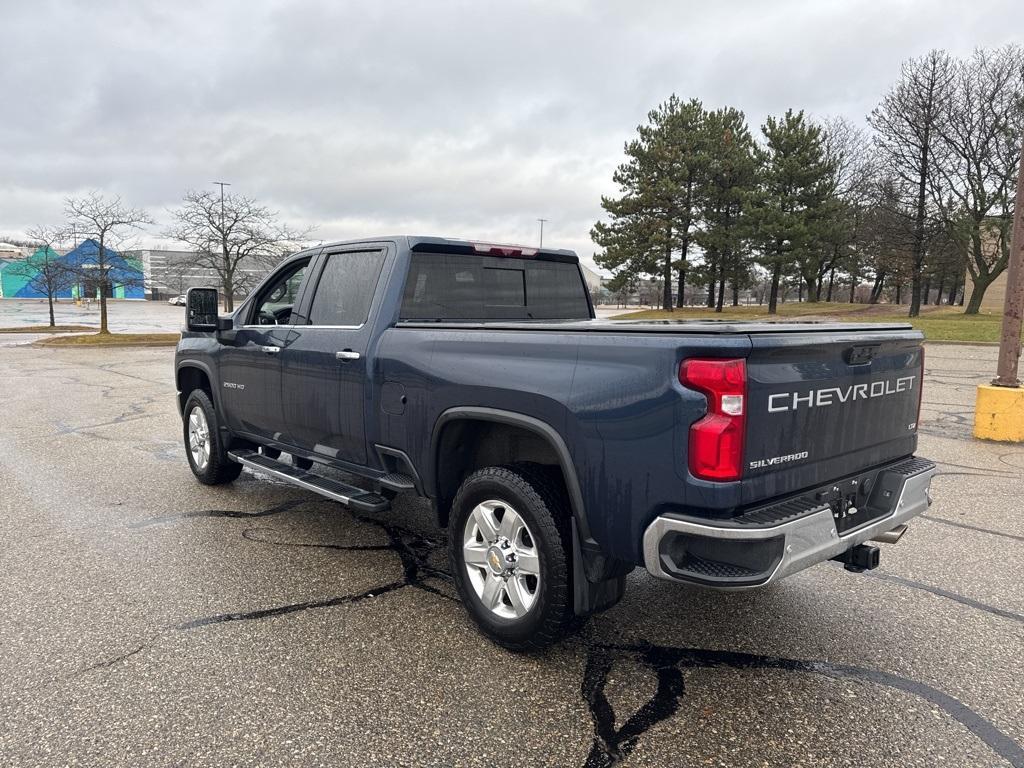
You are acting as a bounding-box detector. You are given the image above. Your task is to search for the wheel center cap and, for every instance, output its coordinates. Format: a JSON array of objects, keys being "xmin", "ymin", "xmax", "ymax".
[{"xmin": 486, "ymin": 544, "xmax": 514, "ymax": 576}]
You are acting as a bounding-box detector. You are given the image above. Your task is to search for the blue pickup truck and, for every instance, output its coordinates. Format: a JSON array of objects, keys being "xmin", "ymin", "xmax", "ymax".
[{"xmin": 175, "ymin": 236, "xmax": 936, "ymax": 649}]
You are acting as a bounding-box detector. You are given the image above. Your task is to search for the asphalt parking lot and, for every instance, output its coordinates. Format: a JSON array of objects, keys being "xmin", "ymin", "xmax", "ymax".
[
  {"xmin": 0, "ymin": 298, "xmax": 628, "ymax": 342},
  {"xmin": 0, "ymin": 297, "xmax": 186, "ymax": 335},
  {"xmin": 0, "ymin": 339, "xmax": 1021, "ymax": 767}
]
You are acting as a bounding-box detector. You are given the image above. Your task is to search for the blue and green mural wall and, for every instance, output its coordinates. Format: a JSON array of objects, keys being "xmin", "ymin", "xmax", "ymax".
[
  {"xmin": 0, "ymin": 239, "xmax": 143, "ymax": 299},
  {"xmin": 0, "ymin": 247, "xmax": 62, "ymax": 298}
]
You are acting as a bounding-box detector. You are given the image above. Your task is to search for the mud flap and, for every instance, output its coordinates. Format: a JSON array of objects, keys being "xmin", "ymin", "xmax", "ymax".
[{"xmin": 572, "ymin": 520, "xmax": 629, "ymax": 616}]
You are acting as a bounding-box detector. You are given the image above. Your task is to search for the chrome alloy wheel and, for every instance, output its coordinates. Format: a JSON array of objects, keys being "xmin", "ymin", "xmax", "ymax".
[
  {"xmin": 187, "ymin": 405, "xmax": 211, "ymax": 471},
  {"xmin": 462, "ymin": 499, "xmax": 541, "ymax": 619}
]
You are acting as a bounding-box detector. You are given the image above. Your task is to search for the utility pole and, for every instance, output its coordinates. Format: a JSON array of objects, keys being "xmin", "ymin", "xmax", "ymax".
[
  {"xmin": 537, "ymin": 218, "xmax": 548, "ymax": 248},
  {"xmin": 212, "ymin": 181, "xmax": 231, "ymax": 311},
  {"xmin": 975, "ymin": 138, "xmax": 1024, "ymax": 441},
  {"xmin": 993, "ymin": 139, "xmax": 1024, "ymax": 387},
  {"xmin": 212, "ymin": 181, "xmax": 231, "ymax": 231}
]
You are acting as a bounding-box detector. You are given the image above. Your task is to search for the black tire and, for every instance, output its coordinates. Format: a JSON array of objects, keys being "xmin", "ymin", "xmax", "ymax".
[
  {"xmin": 448, "ymin": 464, "xmax": 580, "ymax": 651},
  {"xmin": 182, "ymin": 389, "xmax": 243, "ymax": 485}
]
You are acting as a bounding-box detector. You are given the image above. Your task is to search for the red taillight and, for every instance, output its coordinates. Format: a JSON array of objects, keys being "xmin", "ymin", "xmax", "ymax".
[{"xmin": 680, "ymin": 358, "xmax": 747, "ymax": 481}]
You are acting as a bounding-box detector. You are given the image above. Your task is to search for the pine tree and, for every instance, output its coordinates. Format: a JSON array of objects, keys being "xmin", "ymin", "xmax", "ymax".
[
  {"xmin": 593, "ymin": 96, "xmax": 705, "ymax": 310},
  {"xmin": 666, "ymin": 100, "xmax": 708, "ymax": 307},
  {"xmin": 751, "ymin": 110, "xmax": 835, "ymax": 314},
  {"xmin": 695, "ymin": 108, "xmax": 758, "ymax": 312}
]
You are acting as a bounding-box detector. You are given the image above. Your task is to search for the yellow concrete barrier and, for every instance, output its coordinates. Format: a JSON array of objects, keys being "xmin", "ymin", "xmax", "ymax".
[{"xmin": 974, "ymin": 384, "xmax": 1024, "ymax": 441}]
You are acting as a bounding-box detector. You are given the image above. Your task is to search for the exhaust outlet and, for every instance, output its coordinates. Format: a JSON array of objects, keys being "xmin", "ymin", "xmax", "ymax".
[{"xmin": 872, "ymin": 524, "xmax": 908, "ymax": 544}]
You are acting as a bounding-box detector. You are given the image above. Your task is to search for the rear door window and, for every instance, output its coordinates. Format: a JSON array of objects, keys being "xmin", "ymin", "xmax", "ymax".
[{"xmin": 308, "ymin": 250, "xmax": 386, "ymax": 326}]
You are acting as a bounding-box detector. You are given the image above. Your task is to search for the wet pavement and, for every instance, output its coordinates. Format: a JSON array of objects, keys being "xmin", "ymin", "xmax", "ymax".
[
  {"xmin": 0, "ymin": 297, "xmax": 185, "ymax": 334},
  {"xmin": 0, "ymin": 297, "xmax": 627, "ymax": 333},
  {"xmin": 0, "ymin": 343, "xmax": 1021, "ymax": 767}
]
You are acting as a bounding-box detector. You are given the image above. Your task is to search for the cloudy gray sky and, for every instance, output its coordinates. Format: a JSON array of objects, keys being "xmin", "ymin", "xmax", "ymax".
[{"xmin": 1, "ymin": 0, "xmax": 1020, "ymax": 269}]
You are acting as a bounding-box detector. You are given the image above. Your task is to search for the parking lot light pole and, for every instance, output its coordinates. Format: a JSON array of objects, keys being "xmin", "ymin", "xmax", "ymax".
[
  {"xmin": 212, "ymin": 181, "xmax": 231, "ymax": 310},
  {"xmin": 993, "ymin": 138, "xmax": 1024, "ymax": 387},
  {"xmin": 974, "ymin": 137, "xmax": 1024, "ymax": 441}
]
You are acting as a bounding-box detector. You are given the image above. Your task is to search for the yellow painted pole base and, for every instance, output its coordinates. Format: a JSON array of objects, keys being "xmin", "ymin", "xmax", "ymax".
[{"xmin": 974, "ymin": 384, "xmax": 1024, "ymax": 442}]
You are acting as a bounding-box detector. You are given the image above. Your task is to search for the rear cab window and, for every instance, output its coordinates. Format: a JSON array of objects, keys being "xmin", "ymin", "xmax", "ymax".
[{"xmin": 400, "ymin": 253, "xmax": 591, "ymax": 321}]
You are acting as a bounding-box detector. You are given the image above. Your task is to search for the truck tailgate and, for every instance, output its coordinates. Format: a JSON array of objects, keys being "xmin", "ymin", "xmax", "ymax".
[{"xmin": 741, "ymin": 329, "xmax": 924, "ymax": 504}]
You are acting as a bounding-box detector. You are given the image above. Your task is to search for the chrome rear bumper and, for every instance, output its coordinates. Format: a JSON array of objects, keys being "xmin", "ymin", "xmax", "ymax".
[{"xmin": 642, "ymin": 458, "xmax": 936, "ymax": 588}]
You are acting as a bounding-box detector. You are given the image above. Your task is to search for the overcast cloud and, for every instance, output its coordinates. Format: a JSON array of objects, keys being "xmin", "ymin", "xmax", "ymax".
[{"xmin": 1, "ymin": 0, "xmax": 1020, "ymax": 269}]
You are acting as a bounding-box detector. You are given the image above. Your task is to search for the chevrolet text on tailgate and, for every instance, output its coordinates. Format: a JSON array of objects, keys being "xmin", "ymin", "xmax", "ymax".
[{"xmin": 174, "ymin": 236, "xmax": 936, "ymax": 650}]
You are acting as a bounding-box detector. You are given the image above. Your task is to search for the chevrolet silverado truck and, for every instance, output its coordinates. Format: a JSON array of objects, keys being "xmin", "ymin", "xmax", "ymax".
[{"xmin": 175, "ymin": 236, "xmax": 936, "ymax": 649}]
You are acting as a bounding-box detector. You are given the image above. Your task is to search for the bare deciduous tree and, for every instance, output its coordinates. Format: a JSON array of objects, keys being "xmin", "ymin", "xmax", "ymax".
[
  {"xmin": 164, "ymin": 190, "xmax": 313, "ymax": 312},
  {"xmin": 10, "ymin": 225, "xmax": 75, "ymax": 327},
  {"xmin": 65, "ymin": 192, "xmax": 153, "ymax": 333},
  {"xmin": 161, "ymin": 252, "xmax": 197, "ymax": 298},
  {"xmin": 932, "ymin": 45, "xmax": 1024, "ymax": 314},
  {"xmin": 858, "ymin": 176, "xmax": 917, "ymax": 304},
  {"xmin": 869, "ymin": 49, "xmax": 955, "ymax": 317},
  {"xmin": 819, "ymin": 117, "xmax": 878, "ymax": 302}
]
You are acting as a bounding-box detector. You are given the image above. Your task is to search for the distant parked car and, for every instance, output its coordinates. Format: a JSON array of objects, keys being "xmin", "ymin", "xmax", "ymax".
[{"xmin": 168, "ymin": 295, "xmax": 187, "ymax": 306}]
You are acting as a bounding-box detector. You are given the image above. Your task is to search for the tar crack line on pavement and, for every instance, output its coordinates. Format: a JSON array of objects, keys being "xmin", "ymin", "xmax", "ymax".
[
  {"xmin": 129, "ymin": 498, "xmax": 311, "ymax": 529},
  {"xmin": 866, "ymin": 572, "xmax": 1024, "ymax": 625},
  {"xmin": 580, "ymin": 643, "xmax": 1024, "ymax": 768},
  {"xmin": 921, "ymin": 514, "xmax": 1024, "ymax": 543},
  {"xmin": 126, "ymin": 498, "xmax": 1024, "ymax": 768},
  {"xmin": 172, "ymin": 508, "xmax": 455, "ymax": 629}
]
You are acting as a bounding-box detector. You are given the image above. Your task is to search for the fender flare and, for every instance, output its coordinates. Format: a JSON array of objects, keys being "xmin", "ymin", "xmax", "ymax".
[
  {"xmin": 175, "ymin": 360, "xmax": 223, "ymax": 417},
  {"xmin": 429, "ymin": 406, "xmax": 592, "ymax": 541}
]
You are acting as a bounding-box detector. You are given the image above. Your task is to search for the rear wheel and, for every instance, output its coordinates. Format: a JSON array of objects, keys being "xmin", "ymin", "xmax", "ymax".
[
  {"xmin": 448, "ymin": 464, "xmax": 579, "ymax": 650},
  {"xmin": 183, "ymin": 390, "xmax": 243, "ymax": 485}
]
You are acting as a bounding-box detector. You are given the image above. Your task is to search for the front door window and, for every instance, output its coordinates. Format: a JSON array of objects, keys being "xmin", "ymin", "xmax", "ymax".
[{"xmin": 253, "ymin": 263, "xmax": 307, "ymax": 325}]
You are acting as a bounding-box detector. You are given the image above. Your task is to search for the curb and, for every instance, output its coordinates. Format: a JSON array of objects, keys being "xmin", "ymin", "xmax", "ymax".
[
  {"xmin": 33, "ymin": 341, "xmax": 178, "ymax": 348},
  {"xmin": 923, "ymin": 340, "xmax": 1000, "ymax": 347}
]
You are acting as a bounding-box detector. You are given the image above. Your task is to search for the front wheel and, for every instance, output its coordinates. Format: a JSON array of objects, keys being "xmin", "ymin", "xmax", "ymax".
[
  {"xmin": 183, "ymin": 390, "xmax": 243, "ymax": 485},
  {"xmin": 448, "ymin": 465, "xmax": 579, "ymax": 650}
]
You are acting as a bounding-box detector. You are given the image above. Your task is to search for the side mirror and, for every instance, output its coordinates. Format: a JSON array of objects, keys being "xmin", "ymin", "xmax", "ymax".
[{"xmin": 186, "ymin": 287, "xmax": 220, "ymax": 332}]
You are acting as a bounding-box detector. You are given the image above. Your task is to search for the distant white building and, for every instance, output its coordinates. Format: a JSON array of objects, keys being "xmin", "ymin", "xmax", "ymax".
[
  {"xmin": 578, "ymin": 262, "xmax": 604, "ymax": 295},
  {"xmin": 0, "ymin": 244, "xmax": 30, "ymax": 298},
  {"xmin": 0, "ymin": 242, "xmax": 29, "ymax": 258},
  {"xmin": 135, "ymin": 249, "xmax": 271, "ymax": 300}
]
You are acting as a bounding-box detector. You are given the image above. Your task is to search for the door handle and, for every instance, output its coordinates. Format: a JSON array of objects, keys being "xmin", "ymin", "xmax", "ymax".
[
  {"xmin": 260, "ymin": 345, "xmax": 281, "ymax": 354},
  {"xmin": 335, "ymin": 350, "xmax": 361, "ymax": 361}
]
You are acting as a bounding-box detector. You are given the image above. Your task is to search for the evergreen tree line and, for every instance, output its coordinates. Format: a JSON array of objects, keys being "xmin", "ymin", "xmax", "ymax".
[{"xmin": 592, "ymin": 46, "xmax": 1024, "ymax": 316}]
